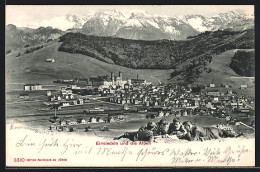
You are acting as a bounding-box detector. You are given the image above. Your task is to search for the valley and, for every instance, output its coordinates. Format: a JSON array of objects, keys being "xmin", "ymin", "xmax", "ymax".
[
  {"xmin": 6, "ymin": 41, "xmax": 173, "ymax": 88},
  {"xmin": 5, "ymin": 6, "xmax": 256, "ymax": 167}
]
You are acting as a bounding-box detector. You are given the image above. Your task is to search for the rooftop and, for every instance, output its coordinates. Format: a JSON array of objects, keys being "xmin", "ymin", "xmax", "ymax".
[{"xmin": 24, "ymin": 83, "xmax": 42, "ymax": 86}]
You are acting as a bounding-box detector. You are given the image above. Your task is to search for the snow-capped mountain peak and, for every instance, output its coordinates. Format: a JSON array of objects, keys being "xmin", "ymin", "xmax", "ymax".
[
  {"xmin": 125, "ymin": 19, "xmax": 143, "ymax": 27},
  {"xmin": 8, "ymin": 9, "xmax": 253, "ymax": 40}
]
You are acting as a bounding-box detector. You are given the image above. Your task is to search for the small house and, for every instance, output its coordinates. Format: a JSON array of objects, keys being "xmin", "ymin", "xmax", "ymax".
[
  {"xmin": 117, "ymin": 115, "xmax": 126, "ymax": 121},
  {"xmin": 194, "ymin": 100, "xmax": 199, "ymax": 106},
  {"xmin": 50, "ymin": 95, "xmax": 55, "ymax": 101},
  {"xmin": 48, "ymin": 125, "xmax": 56, "ymax": 131},
  {"xmin": 240, "ymin": 108, "xmax": 251, "ymax": 113},
  {"xmin": 165, "ymin": 112, "xmax": 170, "ymax": 117},
  {"xmin": 89, "ymin": 117, "xmax": 97, "ymax": 123},
  {"xmin": 133, "ymin": 99, "xmax": 141, "ymax": 105},
  {"xmin": 231, "ymin": 102, "xmax": 238, "ymax": 108},
  {"xmin": 240, "ymin": 85, "xmax": 248, "ymax": 89},
  {"xmin": 123, "ymin": 103, "xmax": 129, "ymax": 110},
  {"xmin": 206, "ymin": 102, "xmax": 213, "ymax": 109},
  {"xmin": 175, "ymin": 111, "xmax": 181, "ymax": 117},
  {"xmin": 77, "ymin": 99, "xmax": 84, "ymax": 105},
  {"xmin": 66, "ymin": 120, "xmax": 70, "ymax": 125},
  {"xmin": 100, "ymin": 126, "xmax": 110, "ymax": 131},
  {"xmin": 47, "ymin": 91, "xmax": 51, "ymax": 96},
  {"xmin": 56, "ymin": 126, "xmax": 64, "ymax": 131},
  {"xmin": 97, "ymin": 117, "xmax": 104, "ymax": 123},
  {"xmin": 213, "ymin": 97, "xmax": 219, "ymax": 101},
  {"xmin": 117, "ymin": 98, "xmax": 122, "ymax": 104},
  {"xmin": 85, "ymin": 126, "xmax": 93, "ymax": 132},
  {"xmin": 61, "ymin": 87, "xmax": 66, "ymax": 91},
  {"xmin": 238, "ymin": 103, "xmax": 244, "ymax": 108},
  {"xmin": 61, "ymin": 90, "xmax": 67, "ymax": 95},
  {"xmin": 145, "ymin": 101, "xmax": 150, "ymax": 107},
  {"xmin": 24, "ymin": 83, "xmax": 42, "ymax": 90},
  {"xmin": 225, "ymin": 116, "xmax": 232, "ymax": 122},
  {"xmin": 207, "ymin": 91, "xmax": 220, "ymax": 97},
  {"xmin": 68, "ymin": 127, "xmax": 76, "ymax": 132},
  {"xmin": 60, "ymin": 120, "xmax": 67, "ymax": 126},
  {"xmin": 66, "ymin": 89, "xmax": 73, "ymax": 94},
  {"xmin": 61, "ymin": 101, "xmax": 70, "ymax": 107},
  {"xmin": 225, "ymin": 84, "xmax": 230, "ymax": 88},
  {"xmin": 77, "ymin": 118, "xmax": 87, "ymax": 124},
  {"xmin": 73, "ymin": 100, "xmax": 77, "ymax": 105},
  {"xmin": 121, "ymin": 99, "xmax": 126, "ymax": 105},
  {"xmin": 35, "ymin": 84, "xmax": 42, "ymax": 90},
  {"xmin": 18, "ymin": 93, "xmax": 29, "ymax": 99},
  {"xmin": 158, "ymin": 111, "xmax": 164, "ymax": 117},
  {"xmin": 227, "ymin": 90, "xmax": 233, "ymax": 95},
  {"xmin": 210, "ymin": 84, "xmax": 215, "ymax": 88},
  {"xmin": 24, "ymin": 85, "xmax": 30, "ymax": 91},
  {"xmin": 71, "ymin": 85, "xmax": 77, "ymax": 89},
  {"xmin": 69, "ymin": 121, "xmax": 78, "ymax": 125},
  {"xmin": 183, "ymin": 110, "xmax": 188, "ymax": 116},
  {"xmin": 108, "ymin": 117, "xmax": 116, "ymax": 123},
  {"xmin": 46, "ymin": 58, "xmax": 55, "ymax": 63}
]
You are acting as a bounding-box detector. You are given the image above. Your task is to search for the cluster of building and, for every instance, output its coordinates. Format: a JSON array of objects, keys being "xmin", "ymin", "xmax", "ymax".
[
  {"xmin": 24, "ymin": 83, "xmax": 42, "ymax": 91},
  {"xmin": 85, "ymin": 71, "xmax": 151, "ymax": 89},
  {"xmin": 26, "ymin": 71, "xmax": 253, "ymax": 124},
  {"xmin": 46, "ymin": 87, "xmax": 85, "ymax": 107},
  {"xmin": 53, "ymin": 71, "xmax": 151, "ymax": 91},
  {"xmin": 100, "ymin": 82, "xmax": 254, "ymax": 118},
  {"xmin": 55, "ymin": 117, "xmax": 105, "ymax": 126},
  {"xmin": 43, "ymin": 71, "xmax": 255, "ymax": 132},
  {"xmin": 49, "ymin": 113, "xmax": 127, "ymax": 131},
  {"xmin": 48, "ymin": 71, "xmax": 254, "ymax": 118},
  {"xmin": 204, "ymin": 83, "xmax": 250, "ymax": 90}
]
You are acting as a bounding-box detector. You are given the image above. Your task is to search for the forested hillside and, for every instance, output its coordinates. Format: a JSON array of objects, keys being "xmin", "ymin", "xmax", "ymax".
[
  {"xmin": 58, "ymin": 29, "xmax": 254, "ymax": 83},
  {"xmin": 229, "ymin": 50, "xmax": 255, "ymax": 77}
]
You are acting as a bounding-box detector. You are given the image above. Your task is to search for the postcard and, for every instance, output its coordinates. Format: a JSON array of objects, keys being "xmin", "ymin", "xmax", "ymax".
[{"xmin": 5, "ymin": 5, "xmax": 255, "ymax": 167}]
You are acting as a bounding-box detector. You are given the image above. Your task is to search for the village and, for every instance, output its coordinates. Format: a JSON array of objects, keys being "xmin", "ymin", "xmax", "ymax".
[{"xmin": 19, "ymin": 71, "xmax": 255, "ymax": 133}]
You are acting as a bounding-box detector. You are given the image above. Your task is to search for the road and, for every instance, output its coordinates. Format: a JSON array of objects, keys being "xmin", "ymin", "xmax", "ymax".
[
  {"xmin": 150, "ymin": 75, "xmax": 161, "ymax": 84},
  {"xmin": 6, "ymin": 99, "xmax": 44, "ymax": 105},
  {"xmin": 139, "ymin": 74, "xmax": 161, "ymax": 84}
]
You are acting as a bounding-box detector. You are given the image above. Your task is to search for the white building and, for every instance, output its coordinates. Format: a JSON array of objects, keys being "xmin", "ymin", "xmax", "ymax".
[
  {"xmin": 46, "ymin": 58, "xmax": 55, "ymax": 63},
  {"xmin": 100, "ymin": 72, "xmax": 130, "ymax": 88},
  {"xmin": 240, "ymin": 85, "xmax": 248, "ymax": 89},
  {"xmin": 210, "ymin": 84, "xmax": 215, "ymax": 88}
]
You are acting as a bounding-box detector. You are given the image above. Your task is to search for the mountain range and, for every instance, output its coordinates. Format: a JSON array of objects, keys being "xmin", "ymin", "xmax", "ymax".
[
  {"xmin": 80, "ymin": 10, "xmax": 253, "ymax": 40},
  {"xmin": 5, "ymin": 24, "xmax": 64, "ymax": 51},
  {"xmin": 6, "ymin": 10, "xmax": 254, "ymax": 51}
]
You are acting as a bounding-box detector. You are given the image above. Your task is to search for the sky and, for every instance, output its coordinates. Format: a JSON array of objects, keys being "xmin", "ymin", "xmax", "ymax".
[{"xmin": 6, "ymin": 5, "xmax": 254, "ymax": 29}]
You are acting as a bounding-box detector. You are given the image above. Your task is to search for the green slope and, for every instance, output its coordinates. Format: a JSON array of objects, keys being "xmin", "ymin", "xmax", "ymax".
[
  {"xmin": 58, "ymin": 29, "xmax": 254, "ymax": 70},
  {"xmin": 6, "ymin": 41, "xmax": 173, "ymax": 85},
  {"xmin": 194, "ymin": 49, "xmax": 255, "ymax": 88}
]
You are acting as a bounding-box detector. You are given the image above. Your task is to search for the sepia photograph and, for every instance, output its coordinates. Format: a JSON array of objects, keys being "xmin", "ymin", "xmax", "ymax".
[{"xmin": 5, "ymin": 4, "xmax": 255, "ymax": 167}]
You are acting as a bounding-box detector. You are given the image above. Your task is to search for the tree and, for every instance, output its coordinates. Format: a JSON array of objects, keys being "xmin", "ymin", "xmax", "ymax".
[
  {"xmin": 16, "ymin": 52, "xmax": 21, "ymax": 57},
  {"xmin": 207, "ymin": 68, "xmax": 212, "ymax": 73},
  {"xmin": 53, "ymin": 103, "xmax": 60, "ymax": 118},
  {"xmin": 6, "ymin": 50, "xmax": 11, "ymax": 54}
]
